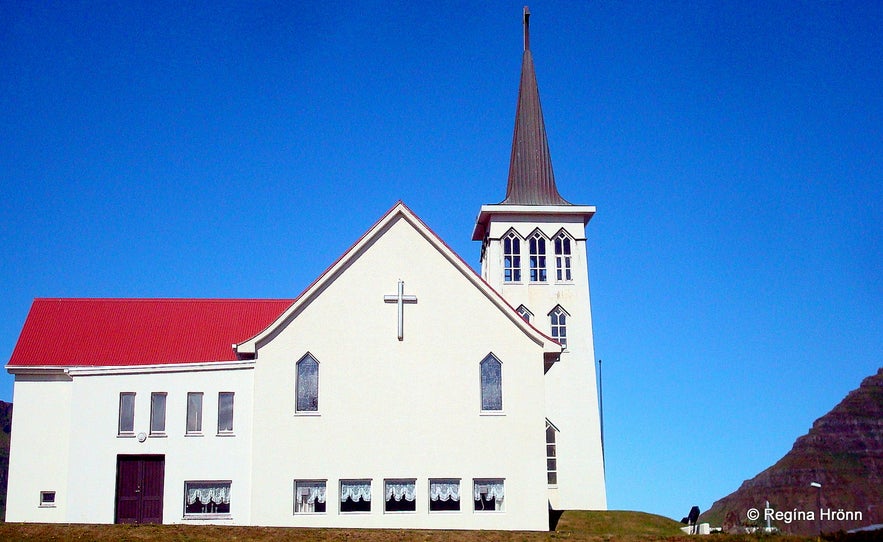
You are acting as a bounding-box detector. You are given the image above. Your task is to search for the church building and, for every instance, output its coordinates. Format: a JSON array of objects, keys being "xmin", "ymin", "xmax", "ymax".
[{"xmin": 5, "ymin": 9, "xmax": 606, "ymax": 531}]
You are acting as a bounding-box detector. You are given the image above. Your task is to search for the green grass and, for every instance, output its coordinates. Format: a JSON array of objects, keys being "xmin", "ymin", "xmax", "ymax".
[{"xmin": 0, "ymin": 511, "xmax": 818, "ymax": 541}]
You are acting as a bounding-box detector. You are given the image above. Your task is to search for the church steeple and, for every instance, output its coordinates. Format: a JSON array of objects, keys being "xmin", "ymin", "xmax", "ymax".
[{"xmin": 500, "ymin": 6, "xmax": 570, "ymax": 206}]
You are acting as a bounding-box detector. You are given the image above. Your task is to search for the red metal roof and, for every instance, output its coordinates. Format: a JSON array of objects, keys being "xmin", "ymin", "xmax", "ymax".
[{"xmin": 7, "ymin": 298, "xmax": 293, "ymax": 367}]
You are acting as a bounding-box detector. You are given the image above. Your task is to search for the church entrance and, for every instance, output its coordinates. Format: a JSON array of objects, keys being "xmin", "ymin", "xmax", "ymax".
[{"xmin": 114, "ymin": 455, "xmax": 165, "ymax": 524}]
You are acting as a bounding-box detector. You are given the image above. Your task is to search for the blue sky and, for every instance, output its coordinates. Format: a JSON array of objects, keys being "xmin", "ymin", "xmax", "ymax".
[{"xmin": 1, "ymin": 0, "xmax": 880, "ymax": 522}]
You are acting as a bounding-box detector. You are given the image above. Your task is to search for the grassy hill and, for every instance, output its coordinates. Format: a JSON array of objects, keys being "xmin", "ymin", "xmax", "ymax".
[{"xmin": 0, "ymin": 511, "xmax": 693, "ymax": 541}]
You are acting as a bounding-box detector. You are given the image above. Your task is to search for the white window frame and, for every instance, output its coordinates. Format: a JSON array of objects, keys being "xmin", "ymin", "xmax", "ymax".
[
  {"xmin": 294, "ymin": 479, "xmax": 327, "ymax": 514},
  {"xmin": 546, "ymin": 420, "xmax": 559, "ymax": 486},
  {"xmin": 503, "ymin": 231, "xmax": 522, "ymax": 282},
  {"xmin": 339, "ymin": 479, "xmax": 372, "ymax": 513},
  {"xmin": 217, "ymin": 392, "xmax": 235, "ymax": 435},
  {"xmin": 554, "ymin": 231, "xmax": 573, "ymax": 282},
  {"xmin": 149, "ymin": 392, "xmax": 167, "ymax": 436},
  {"xmin": 479, "ymin": 353, "xmax": 503, "ymax": 413},
  {"xmin": 383, "ymin": 479, "xmax": 417, "ymax": 513},
  {"xmin": 186, "ymin": 392, "xmax": 203, "ymax": 436},
  {"xmin": 39, "ymin": 490, "xmax": 56, "ymax": 508},
  {"xmin": 295, "ymin": 353, "xmax": 320, "ymax": 414},
  {"xmin": 528, "ymin": 231, "xmax": 548, "ymax": 282},
  {"xmin": 428, "ymin": 478, "xmax": 461, "ymax": 513},
  {"xmin": 473, "ymin": 478, "xmax": 505, "ymax": 512},
  {"xmin": 516, "ymin": 304, "xmax": 533, "ymax": 323},
  {"xmin": 183, "ymin": 480, "xmax": 232, "ymax": 519},
  {"xmin": 118, "ymin": 392, "xmax": 135, "ymax": 436},
  {"xmin": 549, "ymin": 305, "xmax": 569, "ymax": 349}
]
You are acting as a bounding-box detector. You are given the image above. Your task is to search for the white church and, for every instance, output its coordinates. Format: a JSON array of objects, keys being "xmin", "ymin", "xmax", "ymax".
[{"xmin": 5, "ymin": 9, "xmax": 606, "ymax": 531}]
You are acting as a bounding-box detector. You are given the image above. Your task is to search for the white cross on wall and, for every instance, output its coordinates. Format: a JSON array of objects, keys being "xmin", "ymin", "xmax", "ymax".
[{"xmin": 383, "ymin": 280, "xmax": 418, "ymax": 341}]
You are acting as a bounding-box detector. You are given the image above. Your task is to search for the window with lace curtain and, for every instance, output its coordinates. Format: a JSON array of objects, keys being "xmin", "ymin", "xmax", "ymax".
[
  {"xmin": 473, "ymin": 479, "xmax": 504, "ymax": 512},
  {"xmin": 294, "ymin": 480, "xmax": 326, "ymax": 514},
  {"xmin": 340, "ymin": 479, "xmax": 371, "ymax": 512},
  {"xmin": 384, "ymin": 479, "xmax": 416, "ymax": 512},
  {"xmin": 429, "ymin": 479, "xmax": 460, "ymax": 512},
  {"xmin": 184, "ymin": 481, "xmax": 231, "ymax": 517}
]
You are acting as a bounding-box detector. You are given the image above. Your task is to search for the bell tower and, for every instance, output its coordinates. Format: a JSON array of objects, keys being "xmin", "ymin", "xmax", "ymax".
[{"xmin": 472, "ymin": 7, "xmax": 607, "ymax": 511}]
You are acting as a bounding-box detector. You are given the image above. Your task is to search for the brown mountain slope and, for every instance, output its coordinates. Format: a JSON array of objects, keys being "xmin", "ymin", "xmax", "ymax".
[{"xmin": 701, "ymin": 367, "xmax": 883, "ymax": 535}]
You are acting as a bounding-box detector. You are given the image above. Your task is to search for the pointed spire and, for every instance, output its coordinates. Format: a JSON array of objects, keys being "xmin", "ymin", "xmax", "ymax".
[{"xmin": 500, "ymin": 7, "xmax": 570, "ymax": 206}]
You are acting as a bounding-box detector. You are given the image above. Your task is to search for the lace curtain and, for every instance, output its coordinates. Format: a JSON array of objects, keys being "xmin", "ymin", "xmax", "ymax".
[
  {"xmin": 186, "ymin": 483, "xmax": 231, "ymax": 505},
  {"xmin": 297, "ymin": 482, "xmax": 326, "ymax": 504},
  {"xmin": 385, "ymin": 481, "xmax": 416, "ymax": 502},
  {"xmin": 473, "ymin": 481, "xmax": 505, "ymax": 502},
  {"xmin": 340, "ymin": 481, "xmax": 371, "ymax": 502},
  {"xmin": 429, "ymin": 481, "xmax": 460, "ymax": 502}
]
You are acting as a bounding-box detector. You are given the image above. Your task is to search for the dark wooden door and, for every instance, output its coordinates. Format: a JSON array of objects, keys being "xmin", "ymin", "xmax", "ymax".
[{"xmin": 115, "ymin": 455, "xmax": 165, "ymax": 524}]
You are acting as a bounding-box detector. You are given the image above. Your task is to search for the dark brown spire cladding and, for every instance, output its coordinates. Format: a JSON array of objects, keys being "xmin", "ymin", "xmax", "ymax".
[{"xmin": 501, "ymin": 7, "xmax": 570, "ymax": 206}]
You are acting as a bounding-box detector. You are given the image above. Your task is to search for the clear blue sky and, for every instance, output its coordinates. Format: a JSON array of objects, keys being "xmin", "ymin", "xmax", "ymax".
[{"xmin": 1, "ymin": 0, "xmax": 880, "ymax": 522}]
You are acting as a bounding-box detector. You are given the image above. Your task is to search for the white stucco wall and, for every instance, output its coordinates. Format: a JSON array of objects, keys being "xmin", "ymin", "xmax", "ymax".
[
  {"xmin": 7, "ymin": 364, "xmax": 255, "ymax": 524},
  {"xmin": 6, "ymin": 375, "xmax": 73, "ymax": 522},
  {"xmin": 249, "ymin": 215, "xmax": 551, "ymax": 531}
]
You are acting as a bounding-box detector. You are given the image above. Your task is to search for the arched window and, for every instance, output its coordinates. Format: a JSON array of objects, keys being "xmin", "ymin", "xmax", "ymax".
[
  {"xmin": 503, "ymin": 232, "xmax": 521, "ymax": 282},
  {"xmin": 554, "ymin": 231, "xmax": 573, "ymax": 281},
  {"xmin": 529, "ymin": 232, "xmax": 547, "ymax": 282},
  {"xmin": 296, "ymin": 353, "xmax": 319, "ymax": 413},
  {"xmin": 549, "ymin": 306, "xmax": 569, "ymax": 349},
  {"xmin": 479, "ymin": 354, "xmax": 502, "ymax": 412}
]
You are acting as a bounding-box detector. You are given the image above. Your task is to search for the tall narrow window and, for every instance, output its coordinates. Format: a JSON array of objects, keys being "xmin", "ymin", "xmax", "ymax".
[
  {"xmin": 340, "ymin": 480, "xmax": 371, "ymax": 512},
  {"xmin": 186, "ymin": 392, "xmax": 203, "ymax": 435},
  {"xmin": 296, "ymin": 354, "xmax": 319, "ymax": 413},
  {"xmin": 546, "ymin": 421, "xmax": 558, "ymax": 485},
  {"xmin": 150, "ymin": 392, "xmax": 167, "ymax": 435},
  {"xmin": 503, "ymin": 232, "xmax": 521, "ymax": 282},
  {"xmin": 480, "ymin": 354, "xmax": 503, "ymax": 412},
  {"xmin": 473, "ymin": 479, "xmax": 505, "ymax": 511},
  {"xmin": 218, "ymin": 392, "xmax": 234, "ymax": 434},
  {"xmin": 294, "ymin": 480, "xmax": 327, "ymax": 514},
  {"xmin": 554, "ymin": 232, "xmax": 573, "ymax": 281},
  {"xmin": 429, "ymin": 479, "xmax": 460, "ymax": 511},
  {"xmin": 529, "ymin": 232, "xmax": 547, "ymax": 282},
  {"xmin": 118, "ymin": 392, "xmax": 135, "ymax": 435},
  {"xmin": 550, "ymin": 306, "xmax": 568, "ymax": 349},
  {"xmin": 384, "ymin": 479, "xmax": 417, "ymax": 512}
]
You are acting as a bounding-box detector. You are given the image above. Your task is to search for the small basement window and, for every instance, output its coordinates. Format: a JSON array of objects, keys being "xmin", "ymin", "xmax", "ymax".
[{"xmin": 40, "ymin": 491, "xmax": 56, "ymax": 507}]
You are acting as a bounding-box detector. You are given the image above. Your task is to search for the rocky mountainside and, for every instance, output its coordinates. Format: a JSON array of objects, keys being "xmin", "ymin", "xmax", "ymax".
[{"xmin": 701, "ymin": 368, "xmax": 883, "ymax": 535}]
